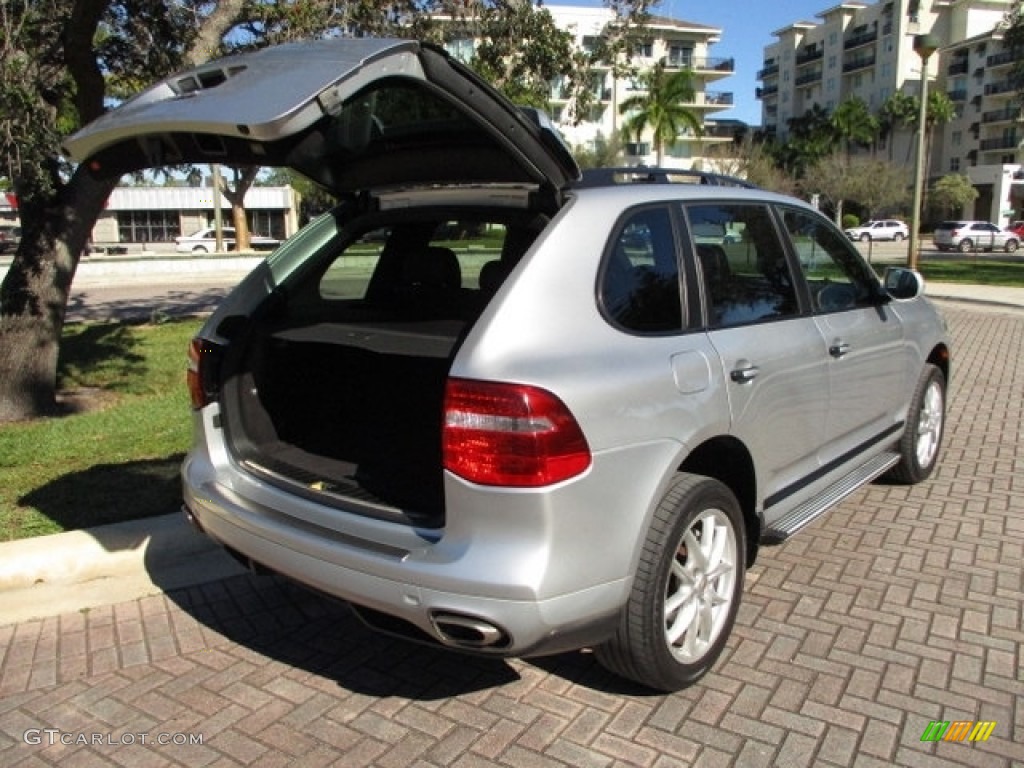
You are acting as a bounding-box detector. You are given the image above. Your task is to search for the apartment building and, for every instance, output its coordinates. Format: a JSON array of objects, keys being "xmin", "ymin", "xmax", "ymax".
[
  {"xmin": 546, "ymin": 6, "xmax": 738, "ymax": 168},
  {"xmin": 758, "ymin": 0, "xmax": 1021, "ymax": 226}
]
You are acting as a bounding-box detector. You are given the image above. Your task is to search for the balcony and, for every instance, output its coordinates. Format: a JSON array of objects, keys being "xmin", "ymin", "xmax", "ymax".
[
  {"xmin": 842, "ymin": 54, "xmax": 876, "ymax": 73},
  {"xmin": 982, "ymin": 106, "xmax": 1022, "ymax": 124},
  {"xmin": 704, "ymin": 91, "xmax": 734, "ymax": 107},
  {"xmin": 844, "ymin": 28, "xmax": 878, "ymax": 50},
  {"xmin": 796, "ymin": 70, "xmax": 823, "ymax": 87},
  {"xmin": 987, "ymin": 50, "xmax": 1017, "ymax": 68},
  {"xmin": 796, "ymin": 48, "xmax": 824, "ymax": 66},
  {"xmin": 947, "ymin": 59, "xmax": 969, "ymax": 76},
  {"xmin": 757, "ymin": 84, "xmax": 778, "ymax": 98},
  {"xmin": 757, "ymin": 63, "xmax": 779, "ymax": 79},
  {"xmin": 985, "ymin": 80, "xmax": 1021, "ymax": 96},
  {"xmin": 980, "ymin": 135, "xmax": 1019, "ymax": 151},
  {"xmin": 690, "ymin": 56, "xmax": 735, "ymax": 73},
  {"xmin": 947, "ymin": 88, "xmax": 968, "ymax": 102}
]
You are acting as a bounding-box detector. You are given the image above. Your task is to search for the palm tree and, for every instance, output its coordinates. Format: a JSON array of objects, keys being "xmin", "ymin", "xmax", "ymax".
[
  {"xmin": 878, "ymin": 91, "xmax": 917, "ymax": 161},
  {"xmin": 618, "ymin": 60, "xmax": 702, "ymax": 166},
  {"xmin": 831, "ymin": 97, "xmax": 879, "ymax": 162},
  {"xmin": 780, "ymin": 103, "xmax": 835, "ymax": 176},
  {"xmin": 922, "ymin": 91, "xmax": 957, "ymax": 215}
]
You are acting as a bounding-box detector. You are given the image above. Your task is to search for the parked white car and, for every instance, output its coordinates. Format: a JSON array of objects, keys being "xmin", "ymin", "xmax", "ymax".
[
  {"xmin": 844, "ymin": 220, "xmax": 909, "ymax": 242},
  {"xmin": 933, "ymin": 220, "xmax": 1020, "ymax": 253},
  {"xmin": 175, "ymin": 226, "xmax": 279, "ymax": 253}
]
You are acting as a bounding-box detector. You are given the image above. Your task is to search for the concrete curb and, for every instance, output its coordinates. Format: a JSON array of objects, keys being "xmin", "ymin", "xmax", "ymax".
[{"xmin": 0, "ymin": 513, "xmax": 245, "ymax": 626}]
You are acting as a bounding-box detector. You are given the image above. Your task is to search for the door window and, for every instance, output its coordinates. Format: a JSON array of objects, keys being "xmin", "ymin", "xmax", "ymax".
[
  {"xmin": 684, "ymin": 203, "xmax": 799, "ymax": 328},
  {"xmin": 779, "ymin": 208, "xmax": 881, "ymax": 312}
]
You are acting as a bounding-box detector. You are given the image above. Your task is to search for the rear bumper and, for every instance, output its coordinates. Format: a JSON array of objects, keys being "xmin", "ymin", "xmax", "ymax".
[{"xmin": 181, "ymin": 448, "xmax": 633, "ymax": 657}]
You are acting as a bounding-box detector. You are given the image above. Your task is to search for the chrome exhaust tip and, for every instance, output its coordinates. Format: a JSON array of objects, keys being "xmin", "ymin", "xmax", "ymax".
[{"xmin": 431, "ymin": 612, "xmax": 509, "ymax": 649}]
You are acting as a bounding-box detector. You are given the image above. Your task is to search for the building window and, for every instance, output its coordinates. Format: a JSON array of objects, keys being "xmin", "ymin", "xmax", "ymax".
[
  {"xmin": 116, "ymin": 210, "xmax": 180, "ymax": 243},
  {"xmin": 952, "ymin": 131, "xmax": 962, "ymax": 147},
  {"xmin": 248, "ymin": 210, "xmax": 286, "ymax": 240},
  {"xmin": 634, "ymin": 41, "xmax": 653, "ymax": 59},
  {"xmin": 950, "ymin": 157, "xmax": 960, "ymax": 172},
  {"xmin": 668, "ymin": 45, "xmax": 692, "ymax": 68},
  {"xmin": 625, "ymin": 142, "xmax": 650, "ymax": 156}
]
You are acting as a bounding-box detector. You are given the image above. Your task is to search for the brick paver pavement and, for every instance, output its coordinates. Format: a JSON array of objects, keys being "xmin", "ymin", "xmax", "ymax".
[{"xmin": 1, "ymin": 304, "xmax": 1021, "ymax": 768}]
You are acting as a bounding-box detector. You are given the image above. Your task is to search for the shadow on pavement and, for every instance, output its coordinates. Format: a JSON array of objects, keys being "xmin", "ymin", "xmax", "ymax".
[
  {"xmin": 160, "ymin": 568, "xmax": 654, "ymax": 699},
  {"xmin": 66, "ymin": 287, "xmax": 228, "ymax": 323}
]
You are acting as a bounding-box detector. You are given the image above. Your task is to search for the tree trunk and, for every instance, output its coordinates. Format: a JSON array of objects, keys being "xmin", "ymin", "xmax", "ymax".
[
  {"xmin": 0, "ymin": 170, "xmax": 116, "ymax": 421},
  {"xmin": 220, "ymin": 166, "xmax": 259, "ymax": 250}
]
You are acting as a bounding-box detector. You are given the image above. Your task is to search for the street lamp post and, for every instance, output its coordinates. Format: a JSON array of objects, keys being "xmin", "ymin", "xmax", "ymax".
[{"xmin": 908, "ymin": 34, "xmax": 940, "ymax": 271}]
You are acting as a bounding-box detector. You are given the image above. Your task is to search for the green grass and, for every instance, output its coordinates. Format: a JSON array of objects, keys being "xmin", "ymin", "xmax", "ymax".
[
  {"xmin": 917, "ymin": 259, "xmax": 1024, "ymax": 287},
  {"xmin": 0, "ymin": 319, "xmax": 202, "ymax": 541}
]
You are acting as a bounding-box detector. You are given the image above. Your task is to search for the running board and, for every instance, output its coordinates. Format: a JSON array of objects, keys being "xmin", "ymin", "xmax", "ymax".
[{"xmin": 762, "ymin": 451, "xmax": 899, "ymax": 543}]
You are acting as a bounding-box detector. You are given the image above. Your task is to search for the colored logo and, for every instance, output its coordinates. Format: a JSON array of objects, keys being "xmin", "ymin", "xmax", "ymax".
[{"xmin": 920, "ymin": 721, "xmax": 996, "ymax": 743}]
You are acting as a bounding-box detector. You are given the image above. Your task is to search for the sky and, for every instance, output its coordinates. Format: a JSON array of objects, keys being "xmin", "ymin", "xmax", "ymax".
[{"xmin": 553, "ymin": 0, "xmax": 832, "ymax": 125}]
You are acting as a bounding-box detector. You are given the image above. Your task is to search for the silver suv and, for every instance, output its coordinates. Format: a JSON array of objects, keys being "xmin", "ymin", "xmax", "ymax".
[
  {"xmin": 844, "ymin": 219, "xmax": 909, "ymax": 242},
  {"xmin": 933, "ymin": 220, "xmax": 1020, "ymax": 253},
  {"xmin": 66, "ymin": 39, "xmax": 951, "ymax": 691}
]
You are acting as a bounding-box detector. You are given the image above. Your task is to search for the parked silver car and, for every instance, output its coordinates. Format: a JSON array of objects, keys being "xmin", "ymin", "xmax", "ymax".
[
  {"xmin": 933, "ymin": 220, "xmax": 1020, "ymax": 253},
  {"xmin": 66, "ymin": 39, "xmax": 951, "ymax": 691},
  {"xmin": 844, "ymin": 219, "xmax": 909, "ymax": 242}
]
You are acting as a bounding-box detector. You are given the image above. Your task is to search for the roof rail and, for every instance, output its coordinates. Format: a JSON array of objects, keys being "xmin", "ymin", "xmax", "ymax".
[{"xmin": 572, "ymin": 167, "xmax": 758, "ymax": 189}]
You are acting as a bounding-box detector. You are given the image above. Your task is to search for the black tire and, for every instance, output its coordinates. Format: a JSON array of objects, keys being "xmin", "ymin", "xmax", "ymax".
[
  {"xmin": 1005, "ymin": 239, "xmax": 1018, "ymax": 254},
  {"xmin": 887, "ymin": 364, "xmax": 945, "ymax": 484},
  {"xmin": 860, "ymin": 233, "xmax": 871, "ymax": 243},
  {"xmin": 893, "ymin": 232, "xmax": 904, "ymax": 242},
  {"xmin": 595, "ymin": 474, "xmax": 745, "ymax": 691},
  {"xmin": 193, "ymin": 245, "xmax": 208, "ymax": 254},
  {"xmin": 957, "ymin": 239, "xmax": 973, "ymax": 253}
]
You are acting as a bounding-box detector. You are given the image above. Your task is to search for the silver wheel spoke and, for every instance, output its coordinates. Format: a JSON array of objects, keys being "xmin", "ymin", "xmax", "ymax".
[{"xmin": 663, "ymin": 507, "xmax": 738, "ymax": 664}]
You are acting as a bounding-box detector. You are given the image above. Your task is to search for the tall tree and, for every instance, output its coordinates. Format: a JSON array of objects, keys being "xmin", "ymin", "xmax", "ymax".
[
  {"xmin": 878, "ymin": 90, "xmax": 917, "ymax": 161},
  {"xmin": 777, "ymin": 103, "xmax": 835, "ymax": 176},
  {"xmin": 922, "ymin": 90, "xmax": 956, "ymax": 212},
  {"xmin": 618, "ymin": 60, "xmax": 702, "ymax": 166},
  {"xmin": 929, "ymin": 173, "xmax": 979, "ymax": 219},
  {"xmin": 831, "ymin": 97, "xmax": 878, "ymax": 161}
]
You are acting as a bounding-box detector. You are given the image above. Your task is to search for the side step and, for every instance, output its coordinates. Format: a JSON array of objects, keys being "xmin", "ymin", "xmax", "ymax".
[{"xmin": 762, "ymin": 451, "xmax": 899, "ymax": 543}]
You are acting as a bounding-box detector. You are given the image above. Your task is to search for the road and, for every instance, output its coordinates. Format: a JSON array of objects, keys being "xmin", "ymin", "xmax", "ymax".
[{"xmin": 65, "ymin": 258, "xmax": 259, "ymax": 323}]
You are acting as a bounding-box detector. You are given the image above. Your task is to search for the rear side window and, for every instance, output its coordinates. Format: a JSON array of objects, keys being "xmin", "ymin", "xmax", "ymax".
[
  {"xmin": 684, "ymin": 203, "xmax": 798, "ymax": 328},
  {"xmin": 599, "ymin": 207, "xmax": 682, "ymax": 333}
]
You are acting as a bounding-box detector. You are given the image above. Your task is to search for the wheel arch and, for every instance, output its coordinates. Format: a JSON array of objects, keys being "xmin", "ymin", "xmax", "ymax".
[
  {"xmin": 927, "ymin": 343, "xmax": 951, "ymax": 387},
  {"xmin": 677, "ymin": 435, "xmax": 760, "ymax": 567}
]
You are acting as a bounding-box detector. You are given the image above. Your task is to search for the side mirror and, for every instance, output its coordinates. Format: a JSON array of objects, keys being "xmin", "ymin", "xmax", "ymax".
[{"xmin": 883, "ymin": 266, "xmax": 925, "ymax": 300}]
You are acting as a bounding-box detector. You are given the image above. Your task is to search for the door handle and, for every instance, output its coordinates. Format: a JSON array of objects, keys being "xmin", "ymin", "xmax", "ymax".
[
  {"xmin": 730, "ymin": 365, "xmax": 759, "ymax": 383},
  {"xmin": 829, "ymin": 342, "xmax": 851, "ymax": 358}
]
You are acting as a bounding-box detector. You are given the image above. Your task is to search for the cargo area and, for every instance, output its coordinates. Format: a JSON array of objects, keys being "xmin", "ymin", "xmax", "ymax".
[{"xmin": 221, "ymin": 315, "xmax": 465, "ymax": 527}]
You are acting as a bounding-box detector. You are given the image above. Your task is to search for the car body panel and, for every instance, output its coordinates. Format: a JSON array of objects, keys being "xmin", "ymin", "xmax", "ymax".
[{"xmin": 63, "ymin": 38, "xmax": 579, "ymax": 198}]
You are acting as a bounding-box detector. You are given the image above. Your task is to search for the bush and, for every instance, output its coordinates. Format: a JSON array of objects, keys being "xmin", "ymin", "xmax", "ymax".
[{"xmin": 842, "ymin": 214, "xmax": 860, "ymax": 229}]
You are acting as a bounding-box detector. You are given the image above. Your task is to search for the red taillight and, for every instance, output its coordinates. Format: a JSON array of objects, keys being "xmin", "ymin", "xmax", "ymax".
[
  {"xmin": 187, "ymin": 337, "xmax": 220, "ymax": 409},
  {"xmin": 443, "ymin": 378, "xmax": 591, "ymax": 487}
]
